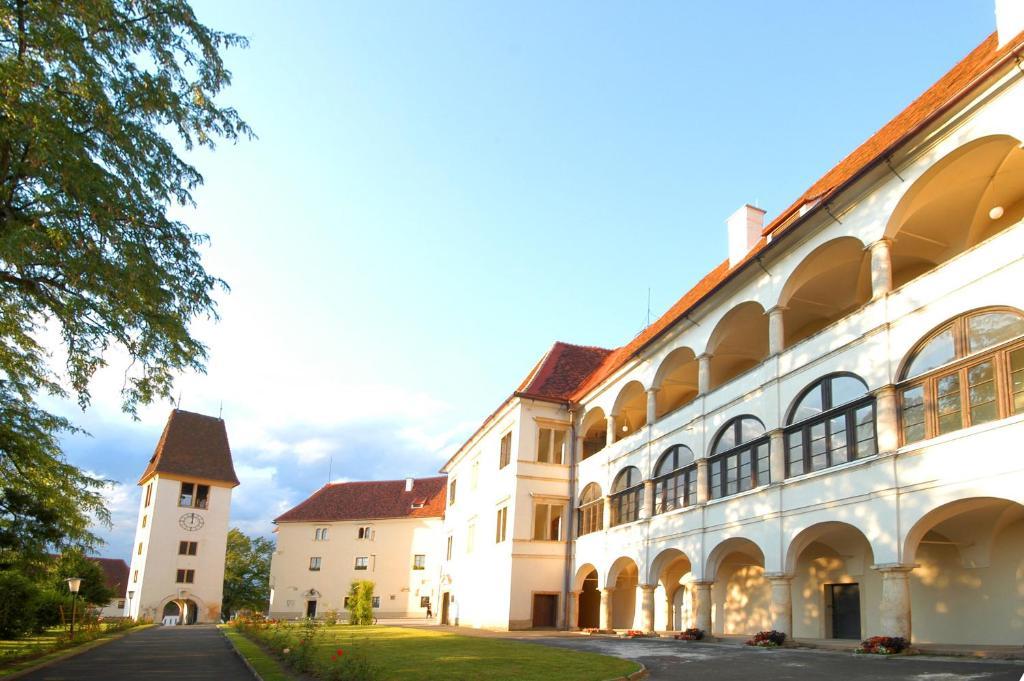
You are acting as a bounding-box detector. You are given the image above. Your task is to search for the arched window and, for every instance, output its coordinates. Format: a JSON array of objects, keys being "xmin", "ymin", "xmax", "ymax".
[
  {"xmin": 708, "ymin": 416, "xmax": 769, "ymax": 500},
  {"xmin": 577, "ymin": 483, "xmax": 604, "ymax": 537},
  {"xmin": 609, "ymin": 467, "xmax": 643, "ymax": 526},
  {"xmin": 785, "ymin": 374, "xmax": 875, "ymax": 477},
  {"xmin": 653, "ymin": 445, "xmax": 696, "ymax": 514},
  {"xmin": 900, "ymin": 308, "xmax": 1024, "ymax": 444}
]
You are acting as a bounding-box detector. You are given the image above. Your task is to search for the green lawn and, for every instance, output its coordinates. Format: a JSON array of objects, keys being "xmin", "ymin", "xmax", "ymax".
[
  {"xmin": 237, "ymin": 624, "xmax": 638, "ymax": 681},
  {"xmin": 221, "ymin": 627, "xmax": 293, "ymax": 681}
]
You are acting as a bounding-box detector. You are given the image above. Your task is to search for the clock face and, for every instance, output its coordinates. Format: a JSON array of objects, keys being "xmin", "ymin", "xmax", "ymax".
[{"xmin": 179, "ymin": 512, "xmax": 205, "ymax": 531}]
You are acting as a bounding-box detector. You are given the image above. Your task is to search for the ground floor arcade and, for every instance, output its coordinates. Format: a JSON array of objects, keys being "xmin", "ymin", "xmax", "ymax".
[{"xmin": 570, "ymin": 496, "xmax": 1024, "ymax": 646}]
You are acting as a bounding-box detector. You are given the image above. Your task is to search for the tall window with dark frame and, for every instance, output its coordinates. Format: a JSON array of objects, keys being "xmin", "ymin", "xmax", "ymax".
[
  {"xmin": 653, "ymin": 445, "xmax": 697, "ymax": 513},
  {"xmin": 708, "ymin": 416, "xmax": 769, "ymax": 500},
  {"xmin": 785, "ymin": 374, "xmax": 876, "ymax": 477},
  {"xmin": 576, "ymin": 483, "xmax": 604, "ymax": 536},
  {"xmin": 609, "ymin": 467, "xmax": 643, "ymax": 526},
  {"xmin": 499, "ymin": 432, "xmax": 512, "ymax": 469},
  {"xmin": 178, "ymin": 482, "xmax": 209, "ymax": 509},
  {"xmin": 900, "ymin": 308, "xmax": 1024, "ymax": 444}
]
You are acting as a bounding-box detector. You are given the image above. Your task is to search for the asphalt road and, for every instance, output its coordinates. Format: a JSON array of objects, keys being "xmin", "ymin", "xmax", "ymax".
[
  {"xmin": 17, "ymin": 625, "xmax": 253, "ymax": 680},
  {"xmin": 531, "ymin": 636, "xmax": 1024, "ymax": 681}
]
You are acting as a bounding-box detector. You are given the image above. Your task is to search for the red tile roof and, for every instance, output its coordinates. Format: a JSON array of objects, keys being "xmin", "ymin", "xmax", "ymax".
[
  {"xmin": 138, "ymin": 410, "xmax": 240, "ymax": 487},
  {"xmin": 517, "ymin": 342, "xmax": 613, "ymax": 401},
  {"xmin": 274, "ymin": 476, "xmax": 447, "ymax": 523},
  {"xmin": 90, "ymin": 557, "xmax": 130, "ymax": 598}
]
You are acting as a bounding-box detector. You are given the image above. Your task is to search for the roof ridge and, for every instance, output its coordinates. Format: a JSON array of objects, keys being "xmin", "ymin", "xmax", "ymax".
[{"xmin": 327, "ymin": 475, "xmax": 447, "ymax": 487}]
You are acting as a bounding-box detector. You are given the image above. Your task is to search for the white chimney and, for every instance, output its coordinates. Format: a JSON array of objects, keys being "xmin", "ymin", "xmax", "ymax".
[
  {"xmin": 405, "ymin": 477, "xmax": 414, "ymax": 492},
  {"xmin": 726, "ymin": 204, "xmax": 766, "ymax": 268},
  {"xmin": 997, "ymin": 0, "xmax": 1024, "ymax": 47}
]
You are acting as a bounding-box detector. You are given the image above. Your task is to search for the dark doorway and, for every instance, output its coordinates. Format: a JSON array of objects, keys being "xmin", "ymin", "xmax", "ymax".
[
  {"xmin": 441, "ymin": 592, "xmax": 450, "ymax": 625},
  {"xmin": 578, "ymin": 570, "xmax": 600, "ymax": 629},
  {"xmin": 829, "ymin": 583, "xmax": 860, "ymax": 639},
  {"xmin": 306, "ymin": 600, "xmax": 318, "ymax": 619},
  {"xmin": 183, "ymin": 599, "xmax": 199, "ymax": 625},
  {"xmin": 532, "ymin": 594, "xmax": 558, "ymax": 628}
]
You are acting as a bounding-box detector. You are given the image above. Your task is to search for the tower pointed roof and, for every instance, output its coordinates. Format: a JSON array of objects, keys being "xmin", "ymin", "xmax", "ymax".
[{"xmin": 138, "ymin": 409, "xmax": 240, "ymax": 487}]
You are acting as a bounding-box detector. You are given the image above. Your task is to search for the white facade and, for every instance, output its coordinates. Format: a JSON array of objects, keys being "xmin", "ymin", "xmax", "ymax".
[
  {"xmin": 439, "ymin": 14, "xmax": 1024, "ymax": 647},
  {"xmin": 127, "ymin": 473, "xmax": 234, "ymax": 623},
  {"xmin": 268, "ymin": 515, "xmax": 443, "ymax": 620}
]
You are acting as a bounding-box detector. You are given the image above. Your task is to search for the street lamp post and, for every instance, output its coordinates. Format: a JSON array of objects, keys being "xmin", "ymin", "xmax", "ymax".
[
  {"xmin": 66, "ymin": 577, "xmax": 82, "ymax": 640},
  {"xmin": 127, "ymin": 590, "xmax": 135, "ymax": 619}
]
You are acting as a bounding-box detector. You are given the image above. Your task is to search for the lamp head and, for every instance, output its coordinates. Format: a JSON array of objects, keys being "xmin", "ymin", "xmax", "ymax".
[
  {"xmin": 128, "ymin": 590, "xmax": 135, "ymax": 599},
  {"xmin": 66, "ymin": 577, "xmax": 83, "ymax": 594}
]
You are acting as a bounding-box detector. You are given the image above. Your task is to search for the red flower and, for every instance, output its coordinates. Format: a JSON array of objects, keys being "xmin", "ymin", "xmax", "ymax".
[{"xmin": 336, "ymin": 649, "xmax": 344, "ymax": 656}]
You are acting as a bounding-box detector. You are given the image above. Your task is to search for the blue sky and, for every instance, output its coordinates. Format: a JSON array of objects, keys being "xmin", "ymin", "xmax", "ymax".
[{"xmin": 52, "ymin": 1, "xmax": 995, "ymax": 559}]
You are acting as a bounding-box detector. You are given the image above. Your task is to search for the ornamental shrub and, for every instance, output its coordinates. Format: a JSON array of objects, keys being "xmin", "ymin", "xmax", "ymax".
[
  {"xmin": 347, "ymin": 580, "xmax": 375, "ymax": 626},
  {"xmin": 319, "ymin": 641, "xmax": 380, "ymax": 681},
  {"xmin": 745, "ymin": 630, "xmax": 786, "ymax": 647},
  {"xmin": 856, "ymin": 636, "xmax": 908, "ymax": 654},
  {"xmin": 674, "ymin": 628, "xmax": 704, "ymax": 641}
]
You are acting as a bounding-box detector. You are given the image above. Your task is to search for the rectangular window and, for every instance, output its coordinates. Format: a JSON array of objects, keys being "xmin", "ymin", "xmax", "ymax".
[
  {"xmin": 499, "ymin": 432, "xmax": 512, "ymax": 469},
  {"xmin": 309, "ymin": 556, "xmax": 321, "ymax": 571},
  {"xmin": 446, "ymin": 536, "xmax": 453, "ymax": 560},
  {"xmin": 1012, "ymin": 347, "xmax": 1024, "ymax": 414},
  {"xmin": 448, "ymin": 480, "xmax": 457, "ymax": 506},
  {"xmin": 536, "ymin": 428, "xmax": 566, "ymax": 464},
  {"xmin": 578, "ymin": 499, "xmax": 604, "ymax": 536},
  {"xmin": 133, "ymin": 570, "xmax": 138, "ymax": 583},
  {"xmin": 175, "ymin": 569, "xmax": 195, "ymax": 584},
  {"xmin": 195, "ymin": 484, "xmax": 209, "ymax": 509},
  {"xmin": 118, "ymin": 600, "xmax": 125, "ymax": 609},
  {"xmin": 936, "ymin": 371, "xmax": 963, "ymax": 434},
  {"xmin": 144, "ymin": 483, "xmax": 152, "ymax": 508},
  {"xmin": 495, "ymin": 506, "xmax": 508, "ymax": 543},
  {"xmin": 178, "ymin": 482, "xmax": 210, "ymax": 509},
  {"xmin": 354, "ymin": 556, "xmax": 368, "ymax": 570},
  {"xmin": 467, "ymin": 522, "xmax": 476, "ymax": 553},
  {"xmin": 357, "ymin": 526, "xmax": 372, "ymax": 540},
  {"xmin": 314, "ymin": 527, "xmax": 329, "ymax": 541},
  {"xmin": 709, "ymin": 443, "xmax": 769, "ymax": 500},
  {"xmin": 371, "ymin": 596, "xmax": 380, "ymax": 608},
  {"xmin": 141, "ymin": 515, "xmax": 147, "ymax": 528},
  {"xmin": 343, "ymin": 597, "xmax": 350, "ymax": 609},
  {"xmin": 967, "ymin": 360, "xmax": 998, "ymax": 425},
  {"xmin": 178, "ymin": 541, "xmax": 198, "ymax": 556},
  {"xmin": 413, "ymin": 554, "xmax": 426, "ymax": 570},
  {"xmin": 532, "ymin": 503, "xmax": 564, "ymax": 541},
  {"xmin": 178, "ymin": 482, "xmax": 194, "ymax": 507},
  {"xmin": 471, "ymin": 460, "xmax": 479, "ymax": 490},
  {"xmin": 901, "ymin": 385, "xmax": 926, "ymax": 443},
  {"xmin": 137, "ymin": 542, "xmax": 143, "ymax": 555}
]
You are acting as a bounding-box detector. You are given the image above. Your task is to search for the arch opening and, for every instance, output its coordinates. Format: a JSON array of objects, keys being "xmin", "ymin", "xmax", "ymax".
[
  {"xmin": 653, "ymin": 347, "xmax": 699, "ymax": 418},
  {"xmin": 650, "ymin": 548, "xmax": 694, "ymax": 631},
  {"xmin": 706, "ymin": 302, "xmax": 769, "ymax": 390},
  {"xmin": 887, "ymin": 135, "xmax": 1024, "ymax": 288},
  {"xmin": 706, "ymin": 537, "xmax": 768, "ymax": 636},
  {"xmin": 779, "ymin": 237, "xmax": 871, "ymax": 348},
  {"xmin": 607, "ymin": 557, "xmax": 640, "ymax": 630},
  {"xmin": 575, "ymin": 566, "xmax": 600, "ymax": 630},
  {"xmin": 612, "ymin": 381, "xmax": 648, "ymax": 439},
  {"xmin": 580, "ymin": 408, "xmax": 607, "ymax": 460}
]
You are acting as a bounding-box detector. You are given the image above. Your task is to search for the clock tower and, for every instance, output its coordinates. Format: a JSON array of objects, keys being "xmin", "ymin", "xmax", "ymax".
[{"xmin": 127, "ymin": 409, "xmax": 239, "ymax": 623}]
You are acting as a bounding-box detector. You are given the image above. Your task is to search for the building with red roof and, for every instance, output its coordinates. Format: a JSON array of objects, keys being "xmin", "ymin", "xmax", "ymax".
[{"xmin": 433, "ymin": 4, "xmax": 1024, "ymax": 645}]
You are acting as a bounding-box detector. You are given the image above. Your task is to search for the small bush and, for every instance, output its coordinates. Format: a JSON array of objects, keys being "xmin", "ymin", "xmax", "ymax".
[
  {"xmin": 856, "ymin": 636, "xmax": 908, "ymax": 655},
  {"xmin": 0, "ymin": 570, "xmax": 41, "ymax": 638},
  {"xmin": 745, "ymin": 630, "xmax": 786, "ymax": 647},
  {"xmin": 320, "ymin": 642, "xmax": 380, "ymax": 681},
  {"xmin": 673, "ymin": 628, "xmax": 704, "ymax": 641},
  {"xmin": 347, "ymin": 580, "xmax": 375, "ymax": 626},
  {"xmin": 33, "ymin": 589, "xmax": 75, "ymax": 631}
]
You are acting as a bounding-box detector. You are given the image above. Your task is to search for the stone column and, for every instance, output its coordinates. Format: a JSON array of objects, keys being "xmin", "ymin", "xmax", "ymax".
[
  {"xmin": 640, "ymin": 584, "xmax": 657, "ymax": 633},
  {"xmin": 869, "ymin": 239, "xmax": 894, "ymax": 300},
  {"xmin": 767, "ymin": 574, "xmax": 793, "ymax": 636},
  {"xmin": 665, "ymin": 587, "xmax": 676, "ymax": 631},
  {"xmin": 602, "ymin": 496, "xmax": 612, "ymax": 530},
  {"xmin": 600, "ymin": 587, "xmax": 614, "ymax": 631},
  {"xmin": 697, "ymin": 354, "xmax": 712, "ymax": 395},
  {"xmin": 696, "ymin": 458, "xmax": 709, "ymax": 504},
  {"xmin": 769, "ymin": 429, "xmax": 785, "ymax": 484},
  {"xmin": 646, "ymin": 388, "xmax": 659, "ymax": 426},
  {"xmin": 692, "ymin": 581, "xmax": 713, "ymax": 635},
  {"xmin": 875, "ymin": 385, "xmax": 899, "ymax": 454},
  {"xmin": 568, "ymin": 591, "xmax": 580, "ymax": 630},
  {"xmin": 877, "ymin": 565, "xmax": 913, "ymax": 640},
  {"xmin": 641, "ymin": 480, "xmax": 655, "ymax": 519},
  {"xmin": 767, "ymin": 306, "xmax": 786, "ymax": 355},
  {"xmin": 606, "ymin": 414, "xmax": 617, "ymax": 447}
]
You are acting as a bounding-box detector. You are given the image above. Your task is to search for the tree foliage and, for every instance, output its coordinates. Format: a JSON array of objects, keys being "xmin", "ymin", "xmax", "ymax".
[
  {"xmin": 0, "ymin": 1, "xmax": 249, "ymax": 553},
  {"xmin": 347, "ymin": 580, "xmax": 375, "ymax": 625},
  {"xmin": 50, "ymin": 549, "xmax": 115, "ymax": 606},
  {"xmin": 222, "ymin": 527, "xmax": 272, "ymax": 619}
]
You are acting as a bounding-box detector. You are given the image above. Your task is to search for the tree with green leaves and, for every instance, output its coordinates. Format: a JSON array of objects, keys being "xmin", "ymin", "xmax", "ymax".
[
  {"xmin": 347, "ymin": 580, "xmax": 375, "ymax": 625},
  {"xmin": 0, "ymin": 1, "xmax": 250, "ymax": 554},
  {"xmin": 221, "ymin": 527, "xmax": 272, "ymax": 620}
]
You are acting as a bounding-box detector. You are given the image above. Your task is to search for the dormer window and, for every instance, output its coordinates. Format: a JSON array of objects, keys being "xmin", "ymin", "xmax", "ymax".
[{"xmin": 357, "ymin": 526, "xmax": 373, "ymax": 540}]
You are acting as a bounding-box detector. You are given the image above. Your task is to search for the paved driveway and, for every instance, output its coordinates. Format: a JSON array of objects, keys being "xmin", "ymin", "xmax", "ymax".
[
  {"xmin": 531, "ymin": 636, "xmax": 1024, "ymax": 680},
  {"xmin": 18, "ymin": 625, "xmax": 252, "ymax": 680}
]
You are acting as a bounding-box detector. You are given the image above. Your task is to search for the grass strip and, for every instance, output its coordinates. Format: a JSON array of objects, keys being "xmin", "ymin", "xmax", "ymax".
[{"xmin": 221, "ymin": 626, "xmax": 294, "ymax": 681}]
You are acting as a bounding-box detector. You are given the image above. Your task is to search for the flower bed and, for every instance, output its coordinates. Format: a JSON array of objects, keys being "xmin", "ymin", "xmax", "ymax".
[
  {"xmin": 620, "ymin": 630, "xmax": 651, "ymax": 639},
  {"xmin": 673, "ymin": 628, "xmax": 704, "ymax": 641},
  {"xmin": 855, "ymin": 636, "xmax": 909, "ymax": 655},
  {"xmin": 745, "ymin": 630, "xmax": 786, "ymax": 648},
  {"xmin": 230, "ymin": 616, "xmax": 379, "ymax": 680}
]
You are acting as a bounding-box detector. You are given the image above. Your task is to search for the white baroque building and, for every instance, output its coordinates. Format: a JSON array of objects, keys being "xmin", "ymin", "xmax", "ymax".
[{"xmin": 438, "ymin": 7, "xmax": 1024, "ymax": 646}]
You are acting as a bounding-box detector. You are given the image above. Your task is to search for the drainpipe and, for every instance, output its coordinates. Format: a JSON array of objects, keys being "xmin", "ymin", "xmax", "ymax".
[{"xmin": 562, "ymin": 402, "xmax": 578, "ymax": 630}]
